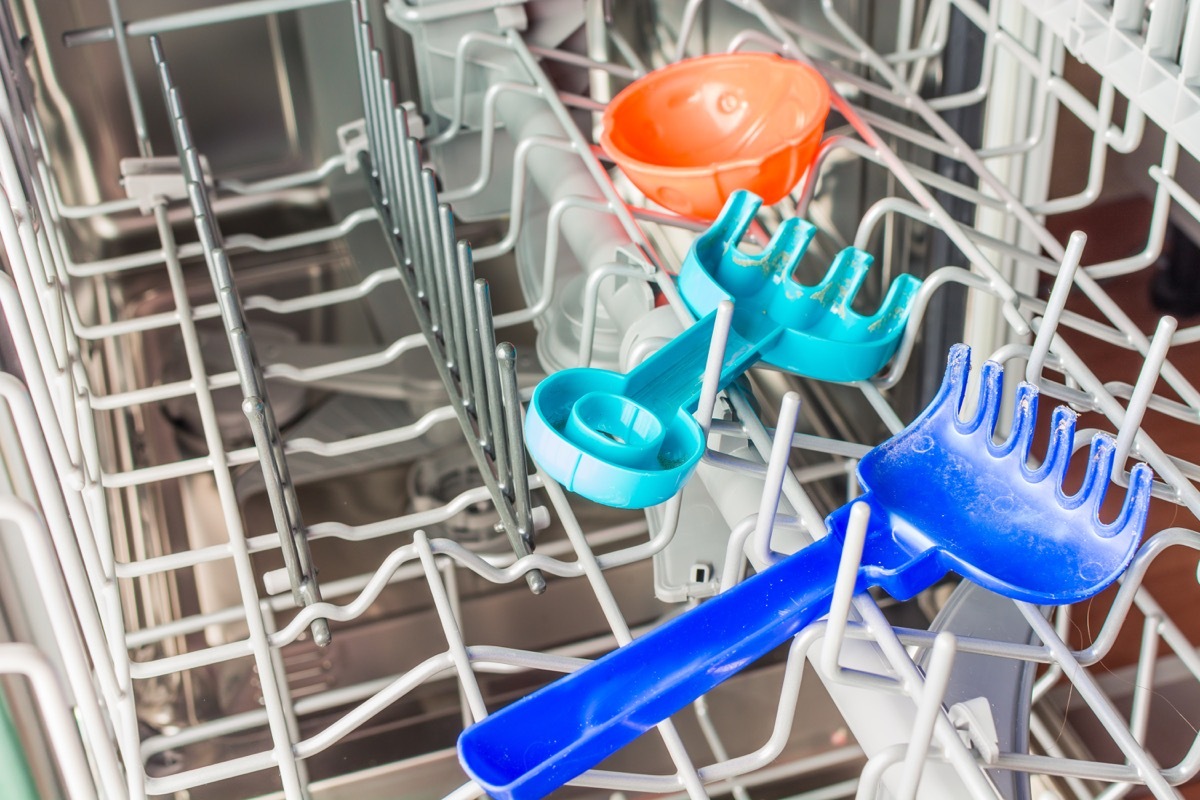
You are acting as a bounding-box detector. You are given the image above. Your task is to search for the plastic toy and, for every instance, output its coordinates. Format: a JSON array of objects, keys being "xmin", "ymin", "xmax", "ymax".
[
  {"xmin": 601, "ymin": 53, "xmax": 831, "ymax": 220},
  {"xmin": 460, "ymin": 343, "xmax": 1154, "ymax": 800},
  {"xmin": 524, "ymin": 191, "xmax": 919, "ymax": 508},
  {"xmin": 677, "ymin": 189, "xmax": 921, "ymax": 382},
  {"xmin": 523, "ymin": 308, "xmax": 762, "ymax": 508}
]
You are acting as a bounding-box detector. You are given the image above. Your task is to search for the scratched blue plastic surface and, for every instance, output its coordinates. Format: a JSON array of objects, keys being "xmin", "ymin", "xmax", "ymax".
[
  {"xmin": 460, "ymin": 344, "xmax": 1154, "ymax": 800},
  {"xmin": 677, "ymin": 189, "xmax": 921, "ymax": 382}
]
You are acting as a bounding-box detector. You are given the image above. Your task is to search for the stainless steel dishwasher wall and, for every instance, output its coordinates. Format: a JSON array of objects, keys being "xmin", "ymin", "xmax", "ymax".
[{"xmin": 1, "ymin": 1, "xmax": 1200, "ymax": 800}]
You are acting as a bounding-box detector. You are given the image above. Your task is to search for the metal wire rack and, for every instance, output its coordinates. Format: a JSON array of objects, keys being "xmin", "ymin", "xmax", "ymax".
[{"xmin": 2, "ymin": 0, "xmax": 1200, "ymax": 799}]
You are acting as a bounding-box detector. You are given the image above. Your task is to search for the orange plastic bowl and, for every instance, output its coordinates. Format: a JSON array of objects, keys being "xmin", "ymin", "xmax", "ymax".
[{"xmin": 600, "ymin": 53, "xmax": 831, "ymax": 221}]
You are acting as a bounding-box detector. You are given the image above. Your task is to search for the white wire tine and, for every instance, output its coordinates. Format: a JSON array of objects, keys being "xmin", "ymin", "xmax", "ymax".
[
  {"xmin": 751, "ymin": 391, "xmax": 801, "ymax": 566},
  {"xmin": 694, "ymin": 299, "xmax": 736, "ymax": 438},
  {"xmin": 1130, "ymin": 613, "xmax": 1161, "ymax": 746},
  {"xmin": 445, "ymin": 780, "xmax": 487, "ymax": 800},
  {"xmin": 576, "ymin": 263, "xmax": 655, "ymax": 367},
  {"xmin": 1026, "ymin": 230, "xmax": 1085, "ymax": 385},
  {"xmin": 896, "ymin": 633, "xmax": 958, "ymax": 800},
  {"xmin": 820, "ymin": 500, "xmax": 870, "ymax": 681},
  {"xmin": 0, "ymin": 644, "xmax": 99, "ymax": 800},
  {"xmin": 855, "ymin": 743, "xmax": 909, "ymax": 800},
  {"xmin": 413, "ymin": 532, "xmax": 490, "ymax": 721},
  {"xmin": 1113, "ymin": 315, "xmax": 1177, "ymax": 470}
]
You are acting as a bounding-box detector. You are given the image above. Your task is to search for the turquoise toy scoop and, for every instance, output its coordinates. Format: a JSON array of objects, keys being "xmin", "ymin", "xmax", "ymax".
[
  {"xmin": 524, "ymin": 309, "xmax": 766, "ymax": 508},
  {"xmin": 677, "ymin": 189, "xmax": 921, "ymax": 382}
]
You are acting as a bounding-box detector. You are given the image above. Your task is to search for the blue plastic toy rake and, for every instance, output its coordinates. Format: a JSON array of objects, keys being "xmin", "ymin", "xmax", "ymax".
[{"xmin": 460, "ymin": 344, "xmax": 1154, "ymax": 800}]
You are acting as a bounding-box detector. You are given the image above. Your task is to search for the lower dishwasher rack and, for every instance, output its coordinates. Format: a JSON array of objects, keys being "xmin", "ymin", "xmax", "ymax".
[{"xmin": 2, "ymin": 0, "xmax": 1200, "ymax": 799}]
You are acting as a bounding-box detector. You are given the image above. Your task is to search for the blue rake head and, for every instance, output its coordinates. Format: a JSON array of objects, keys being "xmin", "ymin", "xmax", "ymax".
[
  {"xmin": 677, "ymin": 189, "xmax": 921, "ymax": 382},
  {"xmin": 830, "ymin": 343, "xmax": 1156, "ymax": 604}
]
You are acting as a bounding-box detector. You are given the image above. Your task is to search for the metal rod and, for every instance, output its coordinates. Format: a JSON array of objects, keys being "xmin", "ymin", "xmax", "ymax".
[
  {"xmin": 379, "ymin": 75, "xmax": 400, "ymax": 221},
  {"xmin": 103, "ymin": 0, "xmax": 153, "ymax": 157},
  {"xmin": 497, "ymin": 343, "xmax": 546, "ymax": 593},
  {"xmin": 498, "ymin": 342, "xmax": 534, "ymax": 546},
  {"xmin": 440, "ymin": 204, "xmax": 467, "ymax": 379},
  {"xmin": 476, "ymin": 279, "xmax": 512, "ymax": 495},
  {"xmin": 392, "ymin": 107, "xmax": 417, "ymax": 252},
  {"xmin": 460, "ymin": 242, "xmax": 490, "ymax": 446},
  {"xmin": 409, "ymin": 143, "xmax": 434, "ymax": 304},
  {"xmin": 63, "ymin": 0, "xmax": 341, "ymax": 46},
  {"xmin": 424, "ymin": 171, "xmax": 449, "ymax": 339},
  {"xmin": 150, "ymin": 36, "xmax": 311, "ymax": 796},
  {"xmin": 351, "ymin": 13, "xmax": 378, "ymax": 181},
  {"xmin": 156, "ymin": 36, "xmax": 329, "ymax": 647}
]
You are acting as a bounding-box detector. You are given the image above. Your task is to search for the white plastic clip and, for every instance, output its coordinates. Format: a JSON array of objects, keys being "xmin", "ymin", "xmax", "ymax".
[
  {"xmin": 1064, "ymin": 7, "xmax": 1095, "ymax": 60},
  {"xmin": 531, "ymin": 505, "xmax": 552, "ymax": 533},
  {"xmin": 494, "ymin": 4, "xmax": 528, "ymax": 31},
  {"xmin": 120, "ymin": 155, "xmax": 212, "ymax": 214},
  {"xmin": 336, "ymin": 119, "xmax": 368, "ymax": 174},
  {"xmin": 263, "ymin": 567, "xmax": 293, "ymax": 596},
  {"xmin": 948, "ymin": 696, "xmax": 1000, "ymax": 765},
  {"xmin": 401, "ymin": 101, "xmax": 426, "ymax": 140}
]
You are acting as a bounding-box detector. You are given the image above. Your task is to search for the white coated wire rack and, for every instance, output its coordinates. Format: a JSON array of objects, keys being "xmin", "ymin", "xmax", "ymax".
[{"xmin": 3, "ymin": 0, "xmax": 1200, "ymax": 799}]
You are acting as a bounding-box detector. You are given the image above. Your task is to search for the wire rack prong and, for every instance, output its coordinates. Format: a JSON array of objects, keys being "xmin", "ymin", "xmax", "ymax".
[
  {"xmin": 150, "ymin": 35, "xmax": 331, "ymax": 647},
  {"xmin": 352, "ymin": 5, "xmax": 545, "ymax": 592}
]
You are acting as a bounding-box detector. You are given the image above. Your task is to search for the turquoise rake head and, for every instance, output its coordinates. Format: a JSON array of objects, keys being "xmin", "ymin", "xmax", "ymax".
[
  {"xmin": 677, "ymin": 189, "xmax": 921, "ymax": 382},
  {"xmin": 525, "ymin": 191, "xmax": 923, "ymax": 509}
]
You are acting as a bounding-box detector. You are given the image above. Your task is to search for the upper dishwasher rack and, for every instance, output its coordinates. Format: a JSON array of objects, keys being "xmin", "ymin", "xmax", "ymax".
[{"xmin": 2, "ymin": 1, "xmax": 1200, "ymax": 799}]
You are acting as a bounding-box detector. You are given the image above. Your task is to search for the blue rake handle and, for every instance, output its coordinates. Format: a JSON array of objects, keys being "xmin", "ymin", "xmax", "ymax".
[{"xmin": 458, "ymin": 525, "xmax": 895, "ymax": 800}]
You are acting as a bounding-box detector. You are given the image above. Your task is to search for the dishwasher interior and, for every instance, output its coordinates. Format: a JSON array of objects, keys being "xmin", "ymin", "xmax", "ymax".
[{"xmin": 2, "ymin": 1, "xmax": 1200, "ymax": 799}]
